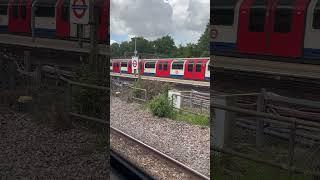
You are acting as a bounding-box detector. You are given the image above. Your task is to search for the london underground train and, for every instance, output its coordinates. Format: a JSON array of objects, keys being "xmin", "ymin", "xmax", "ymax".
[
  {"xmin": 0, "ymin": 0, "xmax": 109, "ymax": 42},
  {"xmin": 110, "ymin": 58, "xmax": 210, "ymax": 81},
  {"xmin": 211, "ymin": 0, "xmax": 320, "ymax": 61}
]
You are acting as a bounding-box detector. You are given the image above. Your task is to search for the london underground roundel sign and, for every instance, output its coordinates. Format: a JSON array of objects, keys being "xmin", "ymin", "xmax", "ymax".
[{"xmin": 70, "ymin": 0, "xmax": 90, "ymax": 24}]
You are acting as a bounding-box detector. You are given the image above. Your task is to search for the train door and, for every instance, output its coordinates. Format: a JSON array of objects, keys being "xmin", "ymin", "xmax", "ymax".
[
  {"xmin": 237, "ymin": 0, "xmax": 272, "ymax": 54},
  {"xmin": 113, "ymin": 61, "xmax": 120, "ymax": 73},
  {"xmin": 56, "ymin": 0, "xmax": 70, "ymax": 38},
  {"xmin": 192, "ymin": 60, "xmax": 206, "ymax": 80},
  {"xmin": 20, "ymin": 0, "xmax": 30, "ymax": 33},
  {"xmin": 184, "ymin": 60, "xmax": 194, "ymax": 80},
  {"xmin": 127, "ymin": 60, "xmax": 132, "ymax": 74},
  {"xmin": 8, "ymin": 0, "xmax": 20, "ymax": 32},
  {"xmin": 156, "ymin": 60, "xmax": 171, "ymax": 77},
  {"xmin": 95, "ymin": 0, "xmax": 108, "ymax": 42},
  {"xmin": 268, "ymin": 0, "xmax": 309, "ymax": 57}
]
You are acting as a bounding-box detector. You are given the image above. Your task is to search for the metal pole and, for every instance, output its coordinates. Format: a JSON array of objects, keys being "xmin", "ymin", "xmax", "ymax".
[{"xmin": 31, "ymin": 0, "xmax": 37, "ymax": 42}]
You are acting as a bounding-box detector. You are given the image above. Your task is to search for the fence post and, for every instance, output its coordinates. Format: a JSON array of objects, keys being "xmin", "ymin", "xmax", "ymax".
[
  {"xmin": 24, "ymin": 51, "xmax": 31, "ymax": 72},
  {"xmin": 212, "ymin": 95, "xmax": 236, "ymax": 150},
  {"xmin": 65, "ymin": 82, "xmax": 72, "ymax": 120},
  {"xmin": 256, "ymin": 88, "xmax": 266, "ymax": 148},
  {"xmin": 9, "ymin": 60, "xmax": 15, "ymax": 90},
  {"xmin": 288, "ymin": 121, "xmax": 296, "ymax": 178}
]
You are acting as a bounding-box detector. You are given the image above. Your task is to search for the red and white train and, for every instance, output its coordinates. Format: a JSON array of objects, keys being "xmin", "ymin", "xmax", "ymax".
[
  {"xmin": 212, "ymin": 0, "xmax": 320, "ymax": 61},
  {"xmin": 110, "ymin": 58, "xmax": 210, "ymax": 81},
  {"xmin": 0, "ymin": 0, "xmax": 109, "ymax": 42}
]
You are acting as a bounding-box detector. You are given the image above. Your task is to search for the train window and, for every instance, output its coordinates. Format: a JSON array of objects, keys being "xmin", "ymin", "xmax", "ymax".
[
  {"xmin": 35, "ymin": 7, "xmax": 55, "ymax": 17},
  {"xmin": 145, "ymin": 62, "xmax": 155, "ymax": 69},
  {"xmin": 95, "ymin": 7, "xmax": 102, "ymax": 25},
  {"xmin": 196, "ymin": 62, "xmax": 202, "ymax": 72},
  {"xmin": 158, "ymin": 63, "xmax": 162, "ymax": 70},
  {"xmin": 188, "ymin": 62, "xmax": 194, "ymax": 72},
  {"xmin": 163, "ymin": 63, "xmax": 168, "ymax": 71},
  {"xmin": 21, "ymin": 5, "xmax": 26, "ymax": 18},
  {"xmin": 313, "ymin": 1, "xmax": 320, "ymax": 29},
  {"xmin": 62, "ymin": 0, "xmax": 69, "ymax": 21},
  {"xmin": 249, "ymin": 0, "xmax": 267, "ymax": 32},
  {"xmin": 121, "ymin": 62, "xmax": 127, "ymax": 67},
  {"xmin": 273, "ymin": 0, "xmax": 293, "ymax": 33},
  {"xmin": 12, "ymin": 5, "xmax": 18, "ymax": 18},
  {"xmin": 172, "ymin": 61, "xmax": 184, "ymax": 69},
  {"xmin": 0, "ymin": 5, "xmax": 7, "ymax": 15},
  {"xmin": 211, "ymin": 0, "xmax": 237, "ymax": 26}
]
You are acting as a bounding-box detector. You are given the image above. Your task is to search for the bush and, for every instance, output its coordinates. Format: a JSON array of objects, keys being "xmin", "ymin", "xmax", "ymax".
[{"xmin": 148, "ymin": 93, "xmax": 174, "ymax": 118}]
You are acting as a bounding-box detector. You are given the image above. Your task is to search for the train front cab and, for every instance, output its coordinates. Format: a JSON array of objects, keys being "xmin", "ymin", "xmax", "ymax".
[
  {"xmin": 155, "ymin": 59, "xmax": 172, "ymax": 78},
  {"xmin": 304, "ymin": 0, "xmax": 320, "ymax": 59},
  {"xmin": 56, "ymin": 0, "xmax": 70, "ymax": 39},
  {"xmin": 8, "ymin": 0, "xmax": 31, "ymax": 33},
  {"xmin": 184, "ymin": 59, "xmax": 208, "ymax": 81},
  {"xmin": 33, "ymin": 0, "xmax": 56, "ymax": 38},
  {"xmin": 237, "ymin": 0, "xmax": 310, "ymax": 58},
  {"xmin": 0, "ymin": 0, "xmax": 8, "ymax": 32}
]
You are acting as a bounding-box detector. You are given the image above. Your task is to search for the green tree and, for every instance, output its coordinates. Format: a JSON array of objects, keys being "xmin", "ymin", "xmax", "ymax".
[
  {"xmin": 152, "ymin": 35, "xmax": 177, "ymax": 57},
  {"xmin": 197, "ymin": 22, "xmax": 210, "ymax": 57}
]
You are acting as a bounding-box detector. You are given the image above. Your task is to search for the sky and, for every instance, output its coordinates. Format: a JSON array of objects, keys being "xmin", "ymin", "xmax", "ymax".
[{"xmin": 110, "ymin": 0, "xmax": 210, "ymax": 46}]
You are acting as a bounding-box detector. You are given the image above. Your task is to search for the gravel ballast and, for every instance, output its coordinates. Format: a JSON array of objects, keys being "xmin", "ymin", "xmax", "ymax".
[
  {"xmin": 0, "ymin": 107, "xmax": 108, "ymax": 179},
  {"xmin": 110, "ymin": 97, "xmax": 210, "ymax": 177}
]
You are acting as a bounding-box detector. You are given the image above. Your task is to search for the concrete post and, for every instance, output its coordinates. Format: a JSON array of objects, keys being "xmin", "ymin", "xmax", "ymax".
[{"xmin": 211, "ymin": 95, "xmax": 236, "ymax": 152}]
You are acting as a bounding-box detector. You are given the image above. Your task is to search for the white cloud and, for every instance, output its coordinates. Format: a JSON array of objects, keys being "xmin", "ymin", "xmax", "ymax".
[
  {"xmin": 111, "ymin": 0, "xmax": 209, "ymax": 45},
  {"xmin": 110, "ymin": 40, "xmax": 117, "ymax": 45}
]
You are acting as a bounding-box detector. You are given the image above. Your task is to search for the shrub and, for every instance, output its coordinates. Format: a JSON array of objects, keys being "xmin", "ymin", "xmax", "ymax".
[{"xmin": 148, "ymin": 93, "xmax": 174, "ymax": 118}]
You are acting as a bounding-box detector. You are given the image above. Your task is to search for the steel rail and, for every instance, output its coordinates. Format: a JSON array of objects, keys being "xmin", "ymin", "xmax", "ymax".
[{"xmin": 111, "ymin": 126, "xmax": 210, "ymax": 180}]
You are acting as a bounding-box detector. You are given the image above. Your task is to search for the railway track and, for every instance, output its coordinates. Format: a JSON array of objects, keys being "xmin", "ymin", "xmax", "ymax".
[{"xmin": 110, "ymin": 126, "xmax": 209, "ymax": 180}]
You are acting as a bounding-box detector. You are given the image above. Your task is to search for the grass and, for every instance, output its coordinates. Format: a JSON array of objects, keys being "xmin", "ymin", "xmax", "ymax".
[
  {"xmin": 172, "ymin": 110, "xmax": 209, "ymax": 127},
  {"xmin": 211, "ymin": 154, "xmax": 313, "ymax": 180}
]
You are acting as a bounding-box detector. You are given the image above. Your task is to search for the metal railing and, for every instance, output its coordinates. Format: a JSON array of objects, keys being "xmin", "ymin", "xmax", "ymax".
[{"xmin": 212, "ymin": 90, "xmax": 320, "ymax": 179}]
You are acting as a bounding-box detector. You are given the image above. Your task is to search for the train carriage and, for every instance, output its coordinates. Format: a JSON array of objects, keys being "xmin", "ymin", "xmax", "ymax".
[
  {"xmin": 212, "ymin": 0, "xmax": 320, "ymax": 61},
  {"xmin": 110, "ymin": 58, "xmax": 210, "ymax": 82}
]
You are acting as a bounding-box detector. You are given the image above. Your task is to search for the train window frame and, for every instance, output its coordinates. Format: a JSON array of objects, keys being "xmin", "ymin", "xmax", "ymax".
[
  {"xmin": 313, "ymin": 1, "xmax": 320, "ymax": 29},
  {"xmin": 163, "ymin": 63, "xmax": 168, "ymax": 71},
  {"xmin": 248, "ymin": 0, "xmax": 268, "ymax": 32},
  {"xmin": 172, "ymin": 61, "xmax": 184, "ymax": 70},
  {"xmin": 188, "ymin": 62, "xmax": 194, "ymax": 72},
  {"xmin": 195, "ymin": 62, "xmax": 202, "ymax": 72},
  {"xmin": 0, "ymin": 5, "xmax": 7, "ymax": 15},
  {"xmin": 35, "ymin": 6, "xmax": 55, "ymax": 17},
  {"xmin": 145, "ymin": 62, "xmax": 155, "ymax": 69}
]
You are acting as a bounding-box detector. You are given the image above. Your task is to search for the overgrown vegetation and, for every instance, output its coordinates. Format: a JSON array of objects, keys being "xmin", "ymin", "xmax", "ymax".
[
  {"xmin": 148, "ymin": 93, "xmax": 174, "ymax": 118},
  {"xmin": 73, "ymin": 50, "xmax": 108, "ymax": 119},
  {"xmin": 146, "ymin": 91, "xmax": 209, "ymax": 126},
  {"xmin": 132, "ymin": 79, "xmax": 171, "ymax": 100}
]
